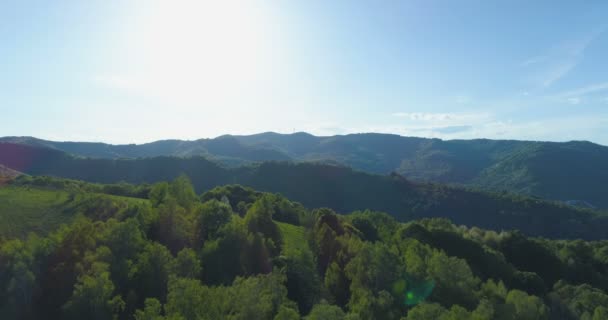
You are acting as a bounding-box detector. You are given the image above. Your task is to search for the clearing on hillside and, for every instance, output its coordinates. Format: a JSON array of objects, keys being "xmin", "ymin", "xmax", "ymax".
[
  {"xmin": 0, "ymin": 186, "xmax": 148, "ymax": 239},
  {"xmin": 277, "ymin": 221, "xmax": 308, "ymax": 254}
]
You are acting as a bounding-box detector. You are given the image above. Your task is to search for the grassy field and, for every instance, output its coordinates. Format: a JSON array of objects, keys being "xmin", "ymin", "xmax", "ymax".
[
  {"xmin": 0, "ymin": 186, "xmax": 74, "ymax": 238},
  {"xmin": 0, "ymin": 185, "xmax": 148, "ymax": 239},
  {"xmin": 277, "ymin": 221, "xmax": 308, "ymax": 254},
  {"xmin": 1, "ymin": 183, "xmax": 304, "ymax": 243}
]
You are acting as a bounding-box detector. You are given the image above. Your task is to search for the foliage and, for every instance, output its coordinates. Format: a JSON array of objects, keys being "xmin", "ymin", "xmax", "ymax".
[
  {"xmin": 5, "ymin": 142, "xmax": 608, "ymax": 240},
  {"xmin": 1, "ymin": 176, "xmax": 608, "ymax": 319}
]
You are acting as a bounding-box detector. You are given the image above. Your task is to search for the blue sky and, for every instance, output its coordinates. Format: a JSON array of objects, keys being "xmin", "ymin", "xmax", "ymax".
[{"xmin": 2, "ymin": 0, "xmax": 608, "ymax": 145}]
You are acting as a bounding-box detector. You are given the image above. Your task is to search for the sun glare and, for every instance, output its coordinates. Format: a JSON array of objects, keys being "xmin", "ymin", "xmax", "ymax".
[{"xmin": 114, "ymin": 0, "xmax": 278, "ymax": 107}]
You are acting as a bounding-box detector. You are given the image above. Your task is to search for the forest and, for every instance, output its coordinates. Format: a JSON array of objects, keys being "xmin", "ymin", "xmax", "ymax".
[
  {"xmin": 1, "ymin": 176, "xmax": 607, "ymax": 319},
  {"xmin": 2, "ymin": 143, "xmax": 608, "ymax": 241}
]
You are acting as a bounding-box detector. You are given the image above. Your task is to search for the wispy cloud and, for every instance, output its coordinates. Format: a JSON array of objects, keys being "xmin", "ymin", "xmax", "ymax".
[
  {"xmin": 390, "ymin": 112, "xmax": 485, "ymax": 122},
  {"xmin": 392, "ymin": 112, "xmax": 454, "ymax": 120},
  {"xmin": 557, "ymin": 82, "xmax": 608, "ymax": 97},
  {"xmin": 431, "ymin": 125, "xmax": 473, "ymax": 134},
  {"xmin": 386, "ymin": 112, "xmax": 491, "ymax": 138},
  {"xmin": 547, "ymin": 81, "xmax": 608, "ymax": 105},
  {"xmin": 287, "ymin": 113, "xmax": 608, "ymax": 146},
  {"xmin": 538, "ymin": 62, "xmax": 579, "ymax": 88},
  {"xmin": 523, "ymin": 27, "xmax": 606, "ymax": 88},
  {"xmin": 521, "ymin": 55, "xmax": 548, "ymax": 67}
]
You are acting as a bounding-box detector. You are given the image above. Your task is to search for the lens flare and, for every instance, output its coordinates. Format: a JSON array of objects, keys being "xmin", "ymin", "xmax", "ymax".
[{"xmin": 393, "ymin": 276, "xmax": 435, "ymax": 306}]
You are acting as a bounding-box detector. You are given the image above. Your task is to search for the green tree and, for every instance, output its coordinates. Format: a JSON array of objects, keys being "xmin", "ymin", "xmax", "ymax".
[
  {"xmin": 593, "ymin": 306, "xmax": 608, "ymax": 320},
  {"xmin": 325, "ymin": 261, "xmax": 350, "ymax": 307},
  {"xmin": 440, "ymin": 305, "xmax": 472, "ymax": 320},
  {"xmin": 245, "ymin": 195, "xmax": 283, "ymax": 255},
  {"xmin": 284, "ymin": 247, "xmax": 321, "ymax": 314},
  {"xmin": 228, "ymin": 273, "xmax": 294, "ymax": 320},
  {"xmin": 37, "ymin": 218, "xmax": 100, "ymax": 319},
  {"xmin": 471, "ymin": 299, "xmax": 494, "ymax": 320},
  {"xmin": 175, "ymin": 248, "xmax": 202, "ymax": 279},
  {"xmin": 101, "ymin": 219, "xmax": 146, "ymax": 296},
  {"xmin": 200, "ymin": 218, "xmax": 248, "ymax": 285},
  {"xmin": 0, "ymin": 238, "xmax": 42, "ymax": 319},
  {"xmin": 274, "ymin": 305, "xmax": 300, "ymax": 320},
  {"xmin": 404, "ymin": 302, "xmax": 446, "ymax": 319},
  {"xmin": 156, "ymin": 201, "xmax": 195, "ymax": 254},
  {"xmin": 169, "ymin": 175, "xmax": 198, "ymax": 209},
  {"xmin": 195, "ymin": 199, "xmax": 233, "ymax": 245},
  {"xmin": 505, "ymin": 289, "xmax": 548, "ymax": 320},
  {"xmin": 165, "ymin": 277, "xmax": 218, "ymax": 320},
  {"xmin": 426, "ymin": 251, "xmax": 480, "ymax": 309},
  {"xmin": 63, "ymin": 262, "xmax": 125, "ymax": 320},
  {"xmin": 549, "ymin": 281, "xmax": 608, "ymax": 319},
  {"xmin": 306, "ymin": 303, "xmax": 345, "ymax": 320},
  {"xmin": 130, "ymin": 243, "xmax": 176, "ymax": 303},
  {"xmin": 149, "ymin": 182, "xmax": 170, "ymax": 207},
  {"xmin": 345, "ymin": 243, "xmax": 402, "ymax": 319},
  {"xmin": 133, "ymin": 298, "xmax": 164, "ymax": 320}
]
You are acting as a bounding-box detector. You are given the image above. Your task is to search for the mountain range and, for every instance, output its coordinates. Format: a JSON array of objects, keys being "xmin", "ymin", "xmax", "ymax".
[
  {"xmin": 2, "ymin": 133, "xmax": 607, "ymax": 208},
  {"xmin": 1, "ymin": 140, "xmax": 607, "ymax": 240}
]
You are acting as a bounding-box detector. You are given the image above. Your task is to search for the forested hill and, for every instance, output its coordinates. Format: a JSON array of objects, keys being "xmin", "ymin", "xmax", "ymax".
[
  {"xmin": 2, "ymin": 133, "xmax": 608, "ymax": 208},
  {"xmin": 1, "ymin": 142, "xmax": 607, "ymax": 240},
  {"xmin": 1, "ymin": 177, "xmax": 608, "ymax": 319}
]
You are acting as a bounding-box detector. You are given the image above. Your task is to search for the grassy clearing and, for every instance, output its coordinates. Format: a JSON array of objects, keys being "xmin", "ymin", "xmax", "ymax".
[
  {"xmin": 0, "ymin": 185, "xmax": 148, "ymax": 239},
  {"xmin": 277, "ymin": 221, "xmax": 308, "ymax": 254},
  {"xmin": 0, "ymin": 186, "xmax": 73, "ymax": 238}
]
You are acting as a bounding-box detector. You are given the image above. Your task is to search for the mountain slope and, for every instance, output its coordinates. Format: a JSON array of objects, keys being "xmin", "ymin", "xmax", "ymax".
[
  {"xmin": 474, "ymin": 141, "xmax": 608, "ymax": 205},
  {"xmin": 0, "ymin": 164, "xmax": 21, "ymax": 185},
  {"xmin": 4, "ymin": 133, "xmax": 608, "ymax": 207},
  {"xmin": 1, "ymin": 142, "xmax": 607, "ymax": 240},
  {"xmin": 0, "ymin": 185, "xmax": 147, "ymax": 238}
]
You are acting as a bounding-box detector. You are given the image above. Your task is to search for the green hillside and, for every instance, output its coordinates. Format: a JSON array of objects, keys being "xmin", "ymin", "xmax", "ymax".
[
  {"xmin": 0, "ymin": 187, "xmax": 73, "ymax": 238},
  {"xmin": 1, "ymin": 143, "xmax": 607, "ymax": 240},
  {"xmin": 277, "ymin": 222, "xmax": 308, "ymax": 253},
  {"xmin": 3, "ymin": 133, "xmax": 608, "ymax": 208},
  {"xmin": 0, "ymin": 164, "xmax": 20, "ymax": 185},
  {"xmin": 0, "ymin": 185, "xmax": 148, "ymax": 239},
  {"xmin": 474, "ymin": 141, "xmax": 608, "ymax": 204},
  {"xmin": 1, "ymin": 176, "xmax": 607, "ymax": 319}
]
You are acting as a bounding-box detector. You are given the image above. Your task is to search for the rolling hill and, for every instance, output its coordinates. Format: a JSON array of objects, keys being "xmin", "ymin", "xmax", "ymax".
[
  {"xmin": 1, "ymin": 142, "xmax": 607, "ymax": 240},
  {"xmin": 2, "ymin": 133, "xmax": 607, "ymax": 208},
  {"xmin": 0, "ymin": 164, "xmax": 21, "ymax": 185},
  {"xmin": 3, "ymin": 178, "xmax": 608, "ymax": 319},
  {"xmin": 0, "ymin": 184, "xmax": 148, "ymax": 239}
]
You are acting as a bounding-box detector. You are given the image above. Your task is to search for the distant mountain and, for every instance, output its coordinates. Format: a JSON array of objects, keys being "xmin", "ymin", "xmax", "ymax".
[
  {"xmin": 2, "ymin": 133, "xmax": 608, "ymax": 207},
  {"xmin": 1, "ymin": 142, "xmax": 607, "ymax": 240}
]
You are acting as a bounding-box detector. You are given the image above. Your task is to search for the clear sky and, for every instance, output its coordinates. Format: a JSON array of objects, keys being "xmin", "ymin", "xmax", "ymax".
[{"xmin": 2, "ymin": 0, "xmax": 608, "ymax": 145}]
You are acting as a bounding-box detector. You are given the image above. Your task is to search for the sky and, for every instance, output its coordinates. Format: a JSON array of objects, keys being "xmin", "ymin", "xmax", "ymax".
[{"xmin": 2, "ymin": 0, "xmax": 608, "ymax": 145}]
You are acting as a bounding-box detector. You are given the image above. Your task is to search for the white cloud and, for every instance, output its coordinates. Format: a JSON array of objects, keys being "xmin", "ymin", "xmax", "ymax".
[
  {"xmin": 390, "ymin": 112, "xmax": 486, "ymax": 122},
  {"xmin": 392, "ymin": 112, "xmax": 451, "ymax": 120}
]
